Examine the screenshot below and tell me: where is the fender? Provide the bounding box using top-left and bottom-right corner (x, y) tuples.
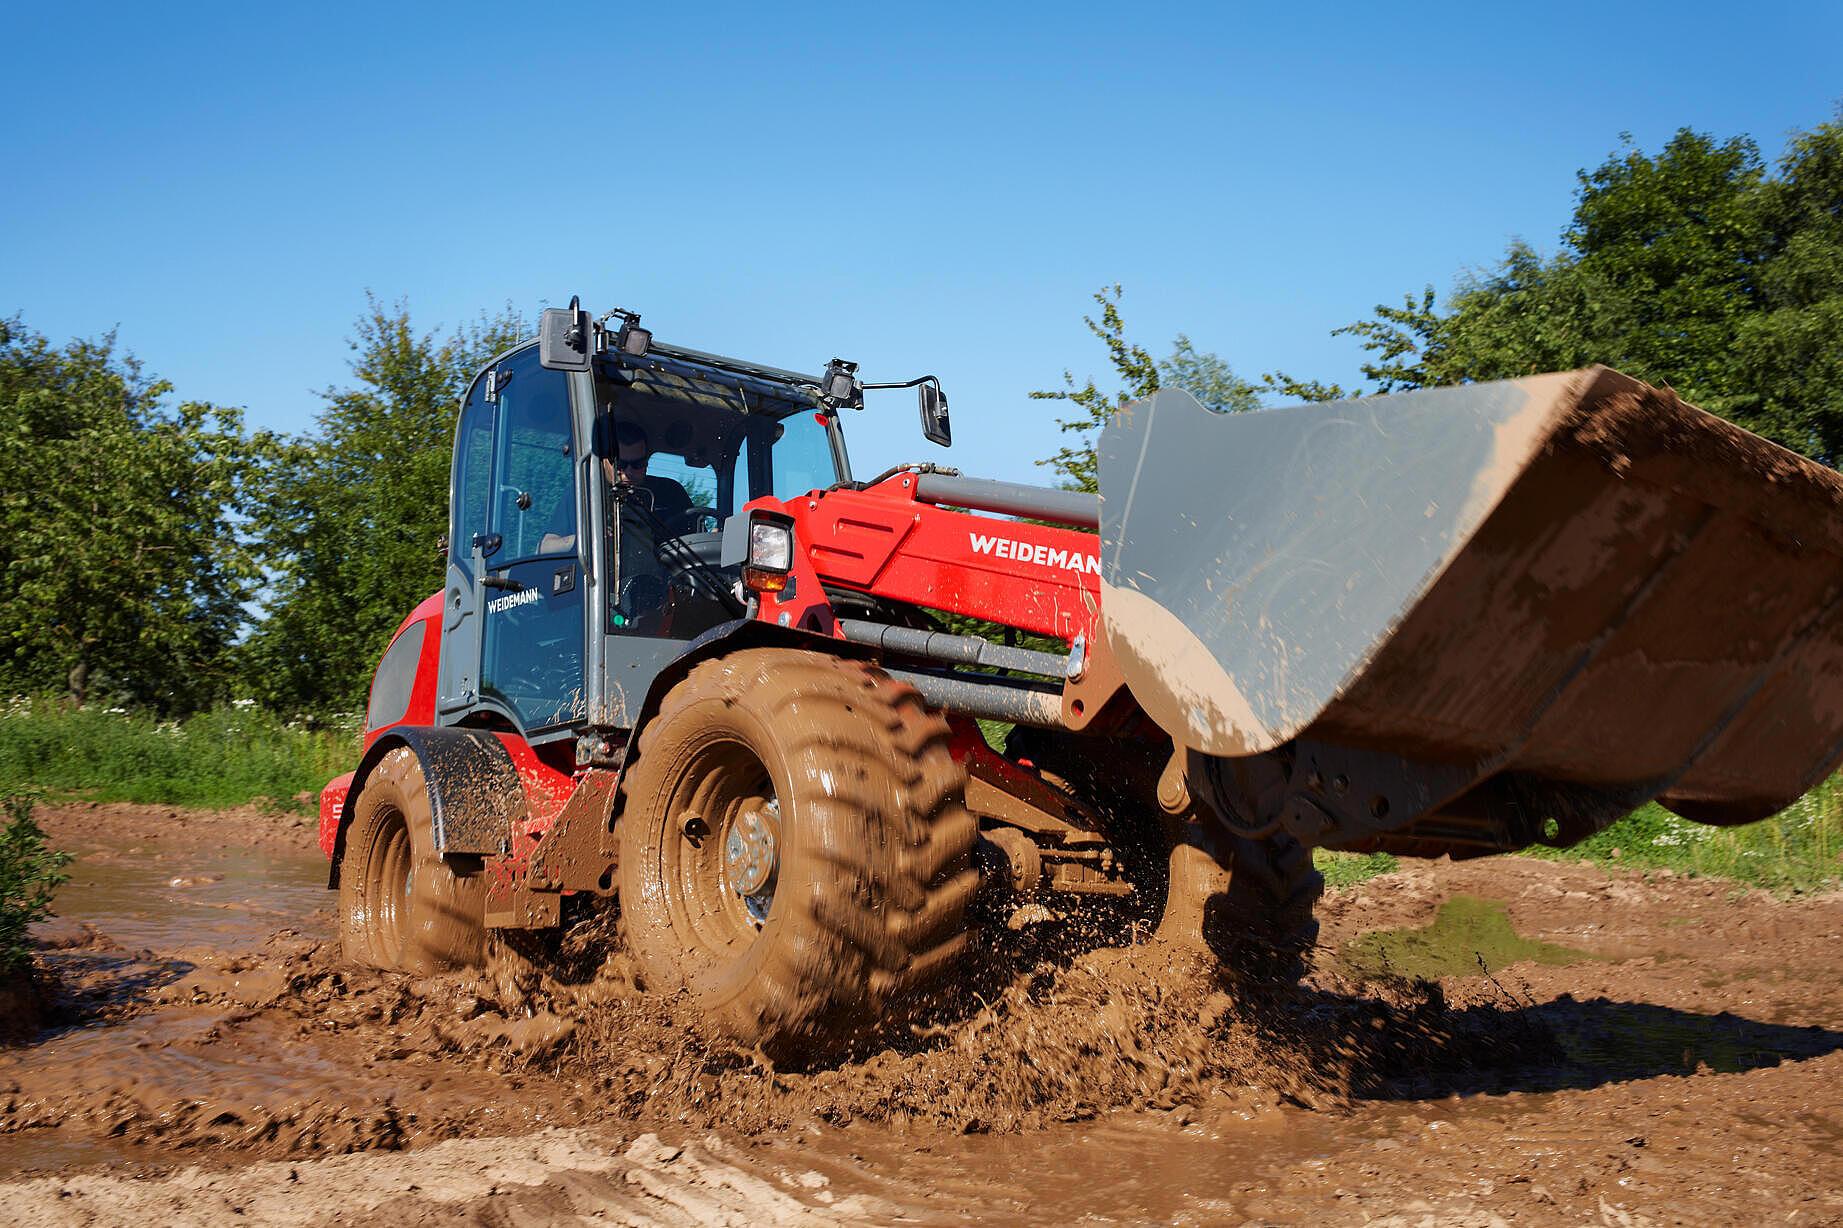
(616, 616), (879, 774)
(325, 725), (529, 888)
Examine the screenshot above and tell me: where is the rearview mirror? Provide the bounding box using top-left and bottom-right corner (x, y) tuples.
(919, 381), (951, 447)
(539, 298), (592, 371)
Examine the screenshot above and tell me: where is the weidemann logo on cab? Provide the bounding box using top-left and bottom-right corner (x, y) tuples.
(487, 587), (543, 615)
(968, 532), (1101, 576)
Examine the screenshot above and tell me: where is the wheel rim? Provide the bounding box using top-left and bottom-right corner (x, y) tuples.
(665, 738), (782, 959)
(724, 796), (780, 925)
(362, 806), (413, 966)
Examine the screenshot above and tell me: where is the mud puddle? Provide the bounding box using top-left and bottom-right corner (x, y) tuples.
(44, 837), (328, 952)
(3, 814), (354, 1174)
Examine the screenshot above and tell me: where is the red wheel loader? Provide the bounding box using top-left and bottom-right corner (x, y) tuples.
(319, 298), (1843, 1056)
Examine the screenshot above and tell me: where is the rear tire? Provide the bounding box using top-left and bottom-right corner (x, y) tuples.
(338, 747), (486, 973)
(618, 649), (978, 1059)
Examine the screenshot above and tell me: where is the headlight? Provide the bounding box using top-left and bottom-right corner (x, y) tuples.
(748, 520), (793, 572)
(742, 516), (794, 594)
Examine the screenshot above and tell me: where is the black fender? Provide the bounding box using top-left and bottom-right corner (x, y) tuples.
(326, 725), (528, 888)
(619, 617), (879, 768)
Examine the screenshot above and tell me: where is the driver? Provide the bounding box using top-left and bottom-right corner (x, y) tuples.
(606, 421), (694, 532)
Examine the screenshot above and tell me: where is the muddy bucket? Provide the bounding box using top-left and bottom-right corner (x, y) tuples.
(1098, 368), (1843, 830)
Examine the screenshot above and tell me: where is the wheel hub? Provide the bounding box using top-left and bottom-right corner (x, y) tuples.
(723, 799), (780, 914)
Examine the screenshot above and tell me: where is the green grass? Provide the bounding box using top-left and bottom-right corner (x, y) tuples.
(1341, 893), (1593, 980)
(1315, 785), (1843, 895)
(0, 794), (71, 973)
(1315, 848), (1400, 889)
(0, 698), (357, 812)
(1523, 780), (1843, 893)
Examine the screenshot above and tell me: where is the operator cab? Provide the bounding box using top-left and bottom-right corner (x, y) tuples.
(433, 304), (925, 748)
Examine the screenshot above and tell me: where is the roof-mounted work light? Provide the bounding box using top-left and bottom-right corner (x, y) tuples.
(598, 307), (652, 358)
(819, 358), (863, 409)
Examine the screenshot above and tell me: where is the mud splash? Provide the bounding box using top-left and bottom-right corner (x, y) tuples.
(2, 799), (1560, 1171)
(2, 906), (1556, 1170)
(422, 907), (1557, 1136)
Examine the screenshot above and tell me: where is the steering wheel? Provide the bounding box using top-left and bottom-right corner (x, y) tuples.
(616, 573), (669, 632)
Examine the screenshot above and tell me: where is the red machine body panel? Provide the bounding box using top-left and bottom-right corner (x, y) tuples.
(756, 473), (1104, 646)
(319, 592), (446, 856)
(364, 592), (445, 751)
(317, 771), (354, 859)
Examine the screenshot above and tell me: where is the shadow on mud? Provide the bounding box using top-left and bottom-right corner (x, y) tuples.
(21, 947), (197, 1036)
(1242, 977), (1843, 1107)
(1522, 995), (1843, 1085)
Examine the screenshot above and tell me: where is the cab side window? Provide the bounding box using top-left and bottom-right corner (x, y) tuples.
(493, 349), (577, 560)
(451, 380), (494, 569)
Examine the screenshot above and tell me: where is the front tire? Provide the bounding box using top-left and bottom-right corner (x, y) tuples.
(618, 649), (978, 1058)
(338, 747), (486, 973)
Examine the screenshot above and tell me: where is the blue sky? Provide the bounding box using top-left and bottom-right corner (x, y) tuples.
(4, 2), (1839, 484)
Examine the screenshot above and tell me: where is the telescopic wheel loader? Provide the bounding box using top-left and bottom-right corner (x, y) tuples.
(321, 298), (1843, 1055)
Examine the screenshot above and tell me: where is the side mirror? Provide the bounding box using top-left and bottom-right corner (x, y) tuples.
(539, 297), (592, 371)
(919, 381), (952, 448)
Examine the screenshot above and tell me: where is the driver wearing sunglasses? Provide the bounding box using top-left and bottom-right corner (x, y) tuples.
(605, 421), (694, 533)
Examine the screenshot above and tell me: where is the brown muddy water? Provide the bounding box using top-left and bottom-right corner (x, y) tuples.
(46, 834), (328, 951)
(0, 822), (330, 1173)
(6, 806), (1843, 1226)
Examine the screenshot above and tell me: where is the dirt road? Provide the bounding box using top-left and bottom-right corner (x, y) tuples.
(4, 802), (1841, 1226)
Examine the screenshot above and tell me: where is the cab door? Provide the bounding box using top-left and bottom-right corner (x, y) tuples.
(477, 346), (586, 731)
(438, 345), (587, 731)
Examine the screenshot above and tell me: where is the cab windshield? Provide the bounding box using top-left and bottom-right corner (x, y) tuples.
(594, 358), (844, 641)
(592, 366), (842, 527)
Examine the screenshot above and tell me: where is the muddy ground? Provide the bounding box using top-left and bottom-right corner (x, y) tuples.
(3, 803), (1841, 1226)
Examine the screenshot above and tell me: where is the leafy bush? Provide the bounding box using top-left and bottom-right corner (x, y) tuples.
(0, 794), (71, 973)
(0, 698), (357, 811)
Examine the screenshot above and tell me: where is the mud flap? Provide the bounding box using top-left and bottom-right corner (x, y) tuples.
(1098, 368), (1843, 842)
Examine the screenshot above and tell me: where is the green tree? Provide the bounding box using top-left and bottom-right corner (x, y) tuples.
(1298, 119), (1843, 461)
(1032, 285), (1258, 491)
(1160, 334), (1261, 415)
(242, 296), (523, 714)
(0, 317), (268, 710)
